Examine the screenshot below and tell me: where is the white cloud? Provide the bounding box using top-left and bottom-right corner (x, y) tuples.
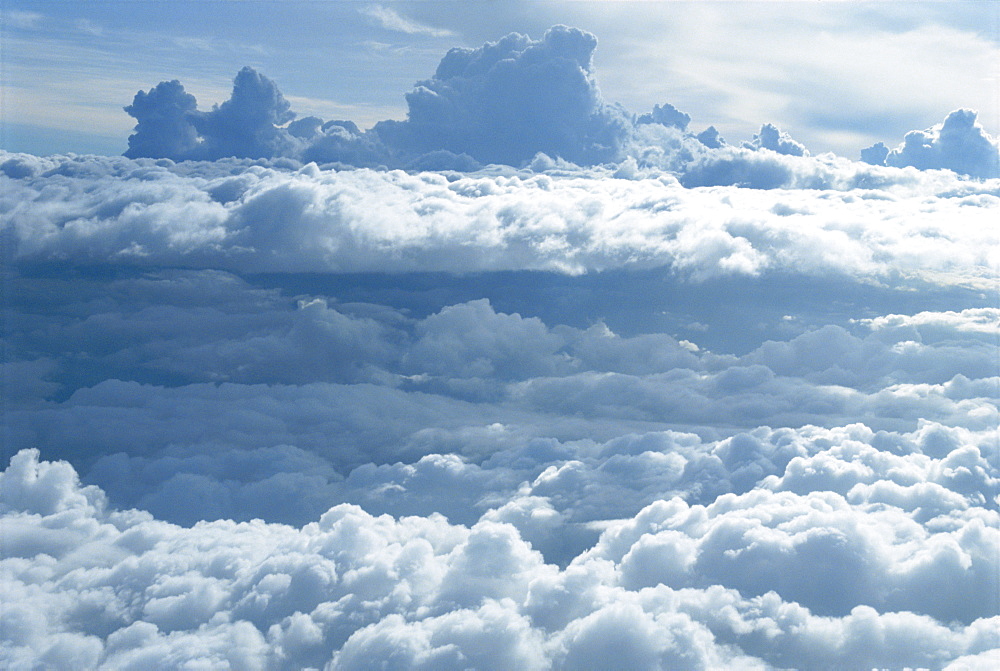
(4, 153), (998, 287)
(860, 308), (1000, 335)
(6, 10), (44, 29)
(2, 448), (997, 669)
(875, 109), (1000, 178)
(359, 5), (455, 38)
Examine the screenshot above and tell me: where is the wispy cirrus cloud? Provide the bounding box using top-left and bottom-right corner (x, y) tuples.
(359, 4), (455, 37)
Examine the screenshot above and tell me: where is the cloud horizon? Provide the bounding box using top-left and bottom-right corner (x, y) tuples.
(118, 26), (1000, 180)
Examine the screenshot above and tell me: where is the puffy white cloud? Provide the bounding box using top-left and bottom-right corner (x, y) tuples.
(4, 152), (997, 284)
(119, 27), (634, 170)
(121, 80), (201, 161)
(865, 109), (1000, 179)
(743, 123), (808, 157)
(860, 308), (1000, 336)
(109, 25), (1000, 185)
(125, 68), (297, 162)
(2, 449), (997, 669)
(374, 25), (631, 167)
(3, 244), (996, 544)
(636, 103), (691, 131)
(589, 487), (998, 623)
(332, 602), (548, 670)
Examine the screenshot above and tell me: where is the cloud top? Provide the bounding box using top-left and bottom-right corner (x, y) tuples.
(125, 67), (294, 162)
(118, 27), (999, 182)
(2, 445), (997, 669)
(4, 150), (997, 283)
(374, 25), (628, 167)
(864, 109), (1000, 179)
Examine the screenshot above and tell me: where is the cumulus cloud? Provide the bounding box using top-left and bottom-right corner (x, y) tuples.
(864, 109), (1000, 178)
(743, 123), (808, 156)
(2, 449), (997, 669)
(4, 152), (997, 282)
(636, 102), (691, 131)
(122, 80), (201, 160)
(125, 68), (296, 161)
(120, 27), (632, 170)
(372, 25), (630, 167)
(114, 26), (1000, 188)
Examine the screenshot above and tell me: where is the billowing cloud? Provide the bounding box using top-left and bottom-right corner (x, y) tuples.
(122, 80), (201, 160)
(2, 448), (997, 668)
(742, 123), (808, 156)
(372, 25), (630, 167)
(637, 102), (691, 131)
(3, 152), (997, 282)
(124, 67), (298, 162)
(120, 27), (631, 170)
(114, 26), (999, 187)
(863, 109), (1000, 179)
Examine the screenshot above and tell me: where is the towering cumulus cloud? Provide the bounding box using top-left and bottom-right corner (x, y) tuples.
(374, 25), (630, 166)
(123, 26), (629, 170)
(122, 80), (201, 159)
(3, 22), (999, 671)
(863, 109), (1000, 179)
(125, 67), (295, 161)
(120, 27), (998, 185)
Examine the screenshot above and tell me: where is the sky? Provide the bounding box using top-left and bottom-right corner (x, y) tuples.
(3, 0), (999, 159)
(2, 2), (1000, 670)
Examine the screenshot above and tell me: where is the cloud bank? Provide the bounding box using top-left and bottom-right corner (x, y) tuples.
(3, 159), (998, 662)
(2, 441), (998, 669)
(3, 151), (997, 281)
(116, 26), (998, 181)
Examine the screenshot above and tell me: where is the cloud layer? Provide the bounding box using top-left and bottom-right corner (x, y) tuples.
(3, 151), (998, 282)
(3, 151), (998, 663)
(2, 436), (997, 669)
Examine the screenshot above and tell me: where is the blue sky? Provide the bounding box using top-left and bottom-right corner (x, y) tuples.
(4, 0), (998, 158)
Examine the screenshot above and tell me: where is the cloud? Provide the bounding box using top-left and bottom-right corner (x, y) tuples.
(120, 27), (633, 169)
(636, 103), (691, 131)
(860, 140), (890, 165)
(359, 5), (454, 38)
(2, 234), (996, 664)
(2, 448), (998, 669)
(4, 152), (998, 284)
(373, 25), (631, 167)
(188, 67), (296, 160)
(112, 26), (1000, 188)
(122, 80), (202, 160)
(743, 123), (809, 157)
(864, 109), (1000, 178)
(124, 68), (296, 161)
